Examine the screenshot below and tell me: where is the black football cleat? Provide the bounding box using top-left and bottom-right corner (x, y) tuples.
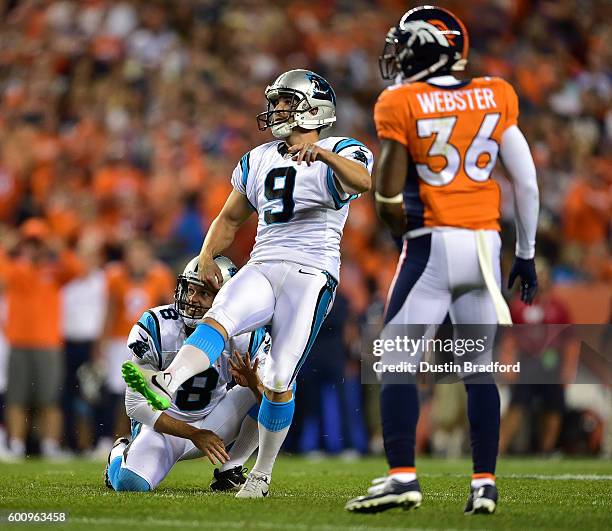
(464, 484), (498, 515)
(210, 466), (248, 492)
(345, 477), (422, 513)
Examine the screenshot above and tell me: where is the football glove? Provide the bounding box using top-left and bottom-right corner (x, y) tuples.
(507, 257), (538, 304)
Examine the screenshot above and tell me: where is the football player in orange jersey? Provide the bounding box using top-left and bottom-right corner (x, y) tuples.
(346, 6), (539, 515)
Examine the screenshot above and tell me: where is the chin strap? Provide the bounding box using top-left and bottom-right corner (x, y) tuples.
(272, 113), (336, 138)
(405, 55), (450, 82)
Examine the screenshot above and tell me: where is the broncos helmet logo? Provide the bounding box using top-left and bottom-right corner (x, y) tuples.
(399, 20), (452, 48)
(305, 72), (336, 105)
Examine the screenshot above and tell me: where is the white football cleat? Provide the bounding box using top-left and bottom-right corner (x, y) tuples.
(235, 471), (270, 498)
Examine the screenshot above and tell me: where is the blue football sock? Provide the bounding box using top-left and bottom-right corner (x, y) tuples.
(258, 394), (295, 432)
(381, 383), (419, 469)
(115, 467), (151, 492)
(184, 323), (225, 365)
(108, 456), (122, 489)
(465, 379), (500, 475)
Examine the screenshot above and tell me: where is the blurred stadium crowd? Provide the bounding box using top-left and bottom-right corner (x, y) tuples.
(0, 0), (609, 460)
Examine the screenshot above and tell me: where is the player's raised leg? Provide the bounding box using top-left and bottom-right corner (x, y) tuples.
(123, 262), (275, 410)
(237, 263), (336, 498)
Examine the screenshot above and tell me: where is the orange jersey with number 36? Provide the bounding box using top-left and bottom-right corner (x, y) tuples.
(374, 77), (519, 231)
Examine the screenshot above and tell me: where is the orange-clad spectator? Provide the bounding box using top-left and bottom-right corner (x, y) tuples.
(563, 158), (611, 245)
(0, 218), (82, 460)
(92, 149), (144, 202)
(98, 238), (173, 441)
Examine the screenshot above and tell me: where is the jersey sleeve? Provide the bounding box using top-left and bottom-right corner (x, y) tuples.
(501, 79), (519, 130)
(230, 151), (252, 195)
(326, 138), (374, 209)
(374, 87), (411, 146)
(126, 311), (163, 369)
(125, 387), (163, 427)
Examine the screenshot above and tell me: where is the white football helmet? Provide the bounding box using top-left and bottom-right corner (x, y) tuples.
(256, 69), (337, 139)
(174, 255), (238, 328)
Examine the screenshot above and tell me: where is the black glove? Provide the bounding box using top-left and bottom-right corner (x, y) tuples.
(507, 257), (538, 304)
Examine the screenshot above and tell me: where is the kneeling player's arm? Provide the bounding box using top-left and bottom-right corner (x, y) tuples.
(375, 139), (408, 237)
(125, 387), (163, 427)
(200, 190), (253, 260)
(153, 412), (198, 438)
(500, 125), (539, 259)
(318, 150), (371, 194)
(154, 413), (229, 464)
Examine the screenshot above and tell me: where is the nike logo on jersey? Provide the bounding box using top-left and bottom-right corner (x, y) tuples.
(298, 269), (317, 276)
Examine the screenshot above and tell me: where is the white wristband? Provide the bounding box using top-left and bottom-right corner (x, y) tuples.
(374, 191), (403, 204)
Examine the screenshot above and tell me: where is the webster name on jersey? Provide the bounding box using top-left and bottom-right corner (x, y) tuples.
(416, 87), (497, 114)
(231, 136), (373, 281)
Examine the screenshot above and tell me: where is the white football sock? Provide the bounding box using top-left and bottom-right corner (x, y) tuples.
(165, 345), (211, 394)
(252, 425), (290, 477)
(390, 472), (417, 483)
(221, 416), (259, 472)
(471, 477), (495, 488)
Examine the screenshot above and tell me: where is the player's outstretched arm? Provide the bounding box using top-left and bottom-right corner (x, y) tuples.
(153, 413), (229, 465)
(374, 139), (408, 238)
(198, 190), (253, 289)
(500, 125), (540, 303)
(288, 143), (371, 194)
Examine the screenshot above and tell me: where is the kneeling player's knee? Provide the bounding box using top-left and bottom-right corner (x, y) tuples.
(115, 468), (151, 492)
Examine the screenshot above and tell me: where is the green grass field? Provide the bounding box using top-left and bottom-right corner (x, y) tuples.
(1, 456), (611, 530)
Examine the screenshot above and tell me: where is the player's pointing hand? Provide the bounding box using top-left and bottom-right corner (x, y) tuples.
(288, 143), (321, 166)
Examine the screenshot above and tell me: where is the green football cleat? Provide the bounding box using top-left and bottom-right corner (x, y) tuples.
(121, 361), (172, 411)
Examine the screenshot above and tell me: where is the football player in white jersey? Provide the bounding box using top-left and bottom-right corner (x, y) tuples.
(106, 256), (270, 492)
(121, 69), (373, 497)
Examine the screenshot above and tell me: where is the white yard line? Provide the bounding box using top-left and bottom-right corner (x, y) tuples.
(419, 473), (612, 481)
(69, 518), (476, 531)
